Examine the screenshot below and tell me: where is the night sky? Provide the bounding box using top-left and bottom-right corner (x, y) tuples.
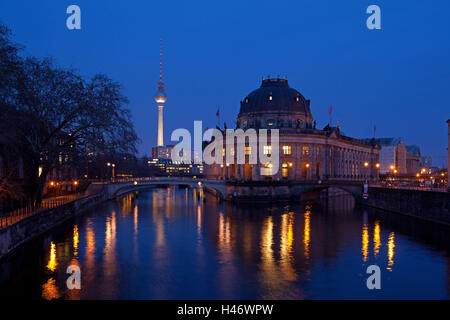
(1, 0), (449, 166)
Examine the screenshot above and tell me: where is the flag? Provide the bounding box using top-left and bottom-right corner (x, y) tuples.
(328, 105), (333, 116)
(216, 107), (220, 119)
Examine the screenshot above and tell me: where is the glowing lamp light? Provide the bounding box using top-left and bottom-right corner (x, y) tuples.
(364, 162), (369, 167)
(305, 163), (310, 168)
(389, 165), (395, 170)
(393, 169), (398, 174)
(288, 162), (293, 167)
(416, 173), (420, 178)
(50, 181), (55, 187)
(73, 181), (78, 186)
(133, 181), (138, 185)
(375, 163), (380, 169)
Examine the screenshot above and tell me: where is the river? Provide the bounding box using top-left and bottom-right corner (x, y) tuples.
(0, 187), (449, 299)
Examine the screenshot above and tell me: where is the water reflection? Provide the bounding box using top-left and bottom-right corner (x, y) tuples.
(0, 188), (449, 299)
(46, 242), (57, 272)
(387, 232), (395, 271)
(303, 209), (310, 260)
(373, 220), (381, 258)
(73, 225), (79, 257)
(42, 278), (60, 300)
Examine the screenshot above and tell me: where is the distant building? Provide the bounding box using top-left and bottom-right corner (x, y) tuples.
(152, 145), (174, 159)
(406, 145), (421, 175)
(147, 158), (203, 176)
(368, 138), (406, 174)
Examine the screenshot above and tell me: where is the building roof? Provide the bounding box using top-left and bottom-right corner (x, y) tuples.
(363, 137), (401, 146)
(238, 78), (311, 117)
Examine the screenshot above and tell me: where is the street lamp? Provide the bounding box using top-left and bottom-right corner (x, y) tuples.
(107, 162), (116, 180)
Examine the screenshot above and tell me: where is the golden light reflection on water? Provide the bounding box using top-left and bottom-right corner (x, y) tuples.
(101, 211), (118, 298)
(46, 242), (57, 272)
(133, 204), (138, 235)
(197, 205), (202, 236)
(85, 222), (95, 274)
(373, 220), (381, 258)
(259, 215), (275, 297)
(387, 232), (395, 271)
(153, 192), (166, 247)
(303, 210), (311, 259)
(218, 212), (231, 255)
(362, 223), (369, 262)
(261, 216), (273, 262)
(280, 212), (296, 282)
(73, 225), (79, 256)
(280, 212), (294, 259)
(41, 278), (60, 300)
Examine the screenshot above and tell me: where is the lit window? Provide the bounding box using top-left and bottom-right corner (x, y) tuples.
(261, 163), (273, 176)
(264, 145), (272, 155)
(296, 96), (300, 102)
(245, 146), (251, 155)
(266, 119), (274, 126)
(269, 93), (273, 101)
(302, 146), (310, 155)
(283, 145), (291, 155)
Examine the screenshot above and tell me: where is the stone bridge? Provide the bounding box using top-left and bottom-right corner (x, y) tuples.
(87, 177), (364, 202)
(87, 177), (228, 200)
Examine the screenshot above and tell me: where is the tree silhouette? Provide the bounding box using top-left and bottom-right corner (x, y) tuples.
(0, 23), (138, 203)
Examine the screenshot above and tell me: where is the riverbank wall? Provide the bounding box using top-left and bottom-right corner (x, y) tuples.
(0, 192), (108, 260)
(363, 187), (450, 226)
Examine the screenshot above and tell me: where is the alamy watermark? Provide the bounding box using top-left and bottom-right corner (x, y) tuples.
(170, 121), (280, 175)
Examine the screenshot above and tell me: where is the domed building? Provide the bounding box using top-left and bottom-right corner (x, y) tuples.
(205, 77), (380, 183)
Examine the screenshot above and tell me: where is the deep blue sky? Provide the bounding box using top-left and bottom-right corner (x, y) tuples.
(1, 0), (449, 165)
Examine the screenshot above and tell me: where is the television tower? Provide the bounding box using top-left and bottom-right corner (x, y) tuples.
(154, 38), (167, 147)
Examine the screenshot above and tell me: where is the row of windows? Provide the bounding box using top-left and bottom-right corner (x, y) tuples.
(244, 95), (302, 103)
(239, 118), (307, 129)
(223, 145), (308, 156)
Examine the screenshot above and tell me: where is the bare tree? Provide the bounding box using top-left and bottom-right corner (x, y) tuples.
(0, 23), (138, 203)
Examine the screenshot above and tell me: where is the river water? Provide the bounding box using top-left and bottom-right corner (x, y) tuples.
(0, 187), (449, 299)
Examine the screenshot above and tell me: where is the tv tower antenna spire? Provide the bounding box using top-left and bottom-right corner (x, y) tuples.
(154, 38), (167, 147)
(159, 37), (163, 83)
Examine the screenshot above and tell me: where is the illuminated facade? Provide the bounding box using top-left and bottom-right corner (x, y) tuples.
(205, 77), (380, 182)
